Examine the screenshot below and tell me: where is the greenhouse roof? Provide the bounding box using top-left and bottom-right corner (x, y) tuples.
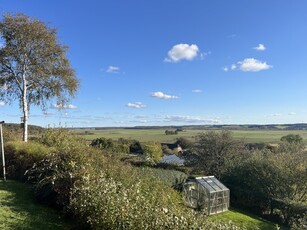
(195, 176), (229, 193)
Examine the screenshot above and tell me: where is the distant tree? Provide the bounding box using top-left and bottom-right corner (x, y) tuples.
(91, 137), (114, 150)
(280, 134), (303, 144)
(0, 14), (79, 142)
(185, 130), (246, 179)
(165, 130), (178, 135)
(279, 134), (305, 153)
(142, 142), (163, 163)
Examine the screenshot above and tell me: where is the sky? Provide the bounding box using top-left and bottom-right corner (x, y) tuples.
(0, 0), (307, 127)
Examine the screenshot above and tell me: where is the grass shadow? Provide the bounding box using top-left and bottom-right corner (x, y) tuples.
(0, 180), (73, 230)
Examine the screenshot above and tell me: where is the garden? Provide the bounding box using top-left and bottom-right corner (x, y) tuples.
(1, 126), (306, 229)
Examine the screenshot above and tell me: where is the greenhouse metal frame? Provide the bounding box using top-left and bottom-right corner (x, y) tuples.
(183, 176), (230, 215)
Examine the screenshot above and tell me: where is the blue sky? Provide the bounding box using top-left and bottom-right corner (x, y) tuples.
(1, 0), (307, 127)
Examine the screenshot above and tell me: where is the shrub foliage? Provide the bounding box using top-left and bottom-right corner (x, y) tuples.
(4, 128), (240, 229)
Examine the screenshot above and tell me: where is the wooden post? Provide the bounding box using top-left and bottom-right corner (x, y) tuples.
(0, 121), (6, 181)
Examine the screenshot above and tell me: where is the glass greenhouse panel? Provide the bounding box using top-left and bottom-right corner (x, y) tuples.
(183, 176), (230, 215)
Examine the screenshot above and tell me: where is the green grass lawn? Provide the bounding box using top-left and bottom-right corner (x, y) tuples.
(209, 208), (287, 230)
(0, 180), (72, 230)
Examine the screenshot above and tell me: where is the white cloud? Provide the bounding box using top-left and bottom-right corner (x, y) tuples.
(238, 58), (272, 72)
(126, 102), (146, 109)
(52, 104), (78, 109)
(151, 91), (178, 99)
(135, 115), (148, 119)
(231, 64), (237, 70)
(164, 44), (199, 62)
(106, 66), (120, 74)
(130, 119), (148, 123)
(223, 67), (229, 72)
(165, 115), (221, 124)
(288, 112), (296, 115)
(253, 43), (266, 51)
(227, 34), (237, 38)
(32, 112), (56, 117)
(192, 89), (202, 93)
(200, 51), (211, 60)
(0, 101), (5, 107)
(266, 113), (282, 117)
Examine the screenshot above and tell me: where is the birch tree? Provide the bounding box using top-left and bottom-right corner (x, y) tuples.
(0, 14), (79, 142)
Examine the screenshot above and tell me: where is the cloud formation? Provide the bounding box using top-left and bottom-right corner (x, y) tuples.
(165, 115), (221, 124)
(253, 43), (266, 51)
(265, 113), (282, 117)
(126, 102), (146, 108)
(164, 44), (199, 62)
(231, 64), (237, 70)
(0, 101), (5, 107)
(106, 66), (120, 74)
(52, 104), (78, 109)
(192, 89), (202, 93)
(32, 112), (56, 117)
(151, 92), (178, 99)
(238, 58), (272, 72)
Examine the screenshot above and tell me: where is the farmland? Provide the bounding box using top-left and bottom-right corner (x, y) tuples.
(73, 127), (307, 144)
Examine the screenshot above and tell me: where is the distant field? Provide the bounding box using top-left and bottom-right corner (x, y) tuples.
(73, 128), (307, 144)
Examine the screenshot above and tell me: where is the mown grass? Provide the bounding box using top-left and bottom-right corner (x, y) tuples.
(209, 208), (287, 230)
(0, 180), (72, 230)
(74, 128), (307, 144)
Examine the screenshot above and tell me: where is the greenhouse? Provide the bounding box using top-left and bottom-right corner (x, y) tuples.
(183, 176), (230, 215)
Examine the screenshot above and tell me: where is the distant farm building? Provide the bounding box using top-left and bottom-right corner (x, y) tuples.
(183, 176), (230, 215)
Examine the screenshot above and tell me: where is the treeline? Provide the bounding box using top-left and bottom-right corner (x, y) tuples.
(2, 123), (44, 141)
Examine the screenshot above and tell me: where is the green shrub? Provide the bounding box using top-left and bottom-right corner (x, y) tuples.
(90, 137), (114, 150)
(142, 168), (188, 191)
(5, 129), (240, 229)
(2, 125), (23, 142)
(129, 140), (143, 154)
(91, 137), (133, 154)
(3, 141), (52, 180)
(224, 150), (307, 226)
(38, 128), (86, 150)
(26, 128), (90, 208)
(142, 142), (163, 163)
(69, 154), (238, 229)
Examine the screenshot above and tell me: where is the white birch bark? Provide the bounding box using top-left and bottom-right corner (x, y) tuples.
(22, 72), (28, 142)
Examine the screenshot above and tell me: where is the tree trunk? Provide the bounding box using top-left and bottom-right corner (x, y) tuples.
(22, 102), (28, 142)
(22, 74), (28, 142)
